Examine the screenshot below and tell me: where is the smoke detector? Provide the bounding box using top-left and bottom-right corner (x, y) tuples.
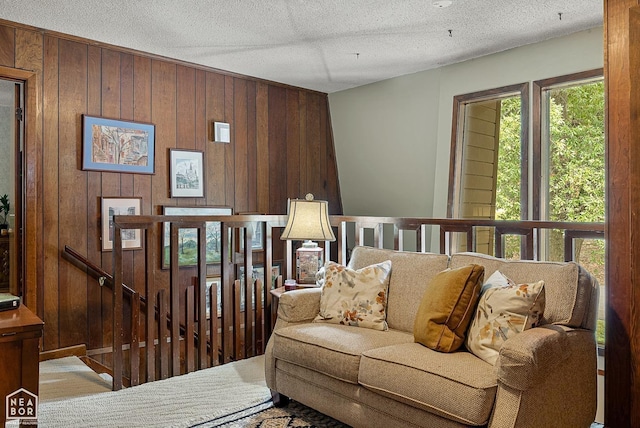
(432, 0), (453, 7)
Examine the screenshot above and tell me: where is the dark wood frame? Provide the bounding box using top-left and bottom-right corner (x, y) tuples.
(82, 115), (155, 174)
(447, 83), (530, 219)
(532, 68), (604, 220)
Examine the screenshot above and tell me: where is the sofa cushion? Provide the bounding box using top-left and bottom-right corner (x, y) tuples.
(449, 252), (595, 328)
(348, 246), (450, 333)
(466, 271), (546, 365)
(273, 323), (414, 384)
(413, 264), (485, 352)
(359, 342), (497, 426)
(314, 260), (392, 331)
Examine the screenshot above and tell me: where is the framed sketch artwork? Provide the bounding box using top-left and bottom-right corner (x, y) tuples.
(101, 197), (142, 251)
(170, 149), (204, 197)
(82, 115), (155, 174)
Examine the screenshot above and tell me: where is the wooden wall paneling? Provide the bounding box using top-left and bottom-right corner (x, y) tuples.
(224, 76), (235, 207)
(99, 48), (123, 361)
(14, 28), (43, 314)
(0, 25), (15, 68)
(132, 57), (153, 366)
(119, 53), (135, 196)
(176, 65), (197, 207)
(205, 73), (226, 205)
(119, 53), (136, 298)
(267, 86), (287, 213)
(605, 0), (635, 425)
(256, 83), (269, 214)
(630, 7), (640, 424)
(234, 78), (249, 213)
(57, 39), (89, 348)
(306, 93), (321, 197)
(298, 92), (308, 202)
(318, 95), (328, 201)
(194, 69), (207, 182)
(151, 60), (177, 209)
(286, 89), (300, 201)
(246, 81), (257, 213)
(42, 35), (60, 351)
(324, 103), (342, 214)
(86, 45), (104, 355)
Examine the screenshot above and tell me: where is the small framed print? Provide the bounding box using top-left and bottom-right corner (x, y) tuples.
(101, 197), (142, 251)
(170, 149), (204, 197)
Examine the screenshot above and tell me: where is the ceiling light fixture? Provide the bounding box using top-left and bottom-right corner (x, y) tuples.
(432, 0), (453, 8)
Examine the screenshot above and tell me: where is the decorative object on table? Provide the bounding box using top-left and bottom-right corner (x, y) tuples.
(161, 205), (233, 268)
(280, 193), (335, 284)
(82, 115), (155, 174)
(0, 194), (9, 232)
(213, 121), (231, 143)
(100, 197), (142, 251)
(169, 149), (204, 197)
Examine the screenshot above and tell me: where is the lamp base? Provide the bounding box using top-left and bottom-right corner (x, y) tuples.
(296, 241), (323, 284)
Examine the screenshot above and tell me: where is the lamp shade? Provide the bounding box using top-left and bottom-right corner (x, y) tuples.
(281, 197), (336, 242)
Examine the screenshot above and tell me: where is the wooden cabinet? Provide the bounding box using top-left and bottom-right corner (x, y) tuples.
(0, 235), (9, 292)
(0, 305), (43, 426)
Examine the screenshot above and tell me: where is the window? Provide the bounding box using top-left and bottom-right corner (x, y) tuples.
(448, 83), (528, 254)
(448, 69), (605, 344)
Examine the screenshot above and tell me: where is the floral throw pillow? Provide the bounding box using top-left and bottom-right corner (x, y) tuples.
(314, 260), (392, 331)
(466, 270), (546, 365)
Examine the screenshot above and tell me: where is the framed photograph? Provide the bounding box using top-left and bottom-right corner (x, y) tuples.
(236, 213), (264, 251)
(83, 115), (155, 174)
(101, 197), (142, 251)
(162, 206), (233, 268)
(170, 149), (204, 197)
(205, 276), (221, 319)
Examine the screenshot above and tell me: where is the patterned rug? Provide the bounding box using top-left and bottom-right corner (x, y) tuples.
(209, 400), (349, 428)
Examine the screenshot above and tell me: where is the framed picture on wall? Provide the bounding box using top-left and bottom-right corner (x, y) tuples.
(82, 115), (155, 174)
(169, 149), (204, 197)
(101, 197), (142, 251)
(162, 205), (233, 268)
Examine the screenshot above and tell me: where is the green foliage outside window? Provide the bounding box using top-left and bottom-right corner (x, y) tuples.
(495, 81), (605, 344)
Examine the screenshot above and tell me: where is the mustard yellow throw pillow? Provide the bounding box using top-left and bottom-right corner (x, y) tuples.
(413, 264), (485, 352)
(314, 260), (392, 331)
(466, 270), (545, 365)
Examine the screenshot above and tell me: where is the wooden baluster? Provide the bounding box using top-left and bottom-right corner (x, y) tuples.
(158, 289), (169, 380)
(130, 291), (140, 386)
(210, 282), (219, 366)
(185, 285), (195, 374)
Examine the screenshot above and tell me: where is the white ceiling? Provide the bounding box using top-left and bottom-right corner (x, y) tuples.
(0, 0), (603, 94)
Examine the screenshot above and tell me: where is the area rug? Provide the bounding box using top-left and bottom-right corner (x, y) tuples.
(206, 400), (349, 428)
(36, 355), (271, 427)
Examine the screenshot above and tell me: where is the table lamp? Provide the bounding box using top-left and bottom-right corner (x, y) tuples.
(281, 194), (336, 285)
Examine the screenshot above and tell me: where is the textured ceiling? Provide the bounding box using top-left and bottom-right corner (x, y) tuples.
(0, 0), (603, 93)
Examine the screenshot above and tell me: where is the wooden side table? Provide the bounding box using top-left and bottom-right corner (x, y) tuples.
(0, 304), (43, 426)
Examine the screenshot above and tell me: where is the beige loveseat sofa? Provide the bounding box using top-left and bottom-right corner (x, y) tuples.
(265, 246), (599, 427)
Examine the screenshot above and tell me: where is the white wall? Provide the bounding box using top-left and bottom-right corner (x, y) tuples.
(329, 27), (604, 220)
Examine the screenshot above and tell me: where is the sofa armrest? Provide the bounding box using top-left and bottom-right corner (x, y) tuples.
(276, 287), (321, 323)
(496, 324), (572, 391)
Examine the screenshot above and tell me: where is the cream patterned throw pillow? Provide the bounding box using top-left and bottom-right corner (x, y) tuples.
(314, 260), (392, 331)
(466, 270), (545, 365)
